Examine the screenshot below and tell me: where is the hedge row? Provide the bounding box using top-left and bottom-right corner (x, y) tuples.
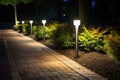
(13, 23), (120, 61)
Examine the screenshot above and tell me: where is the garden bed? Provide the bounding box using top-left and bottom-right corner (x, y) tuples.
(39, 39), (120, 80)
(14, 22), (120, 80)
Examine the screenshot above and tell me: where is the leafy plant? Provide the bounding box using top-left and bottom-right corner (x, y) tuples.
(45, 26), (52, 38)
(32, 25), (37, 34)
(34, 26), (44, 40)
(18, 23), (28, 33)
(78, 25), (108, 51)
(0, 0), (33, 25)
(103, 29), (120, 61)
(51, 23), (74, 48)
(34, 25), (52, 40)
(12, 24), (20, 31)
(24, 21), (31, 35)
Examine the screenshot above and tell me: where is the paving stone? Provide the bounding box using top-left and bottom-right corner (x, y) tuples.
(1, 30), (107, 80)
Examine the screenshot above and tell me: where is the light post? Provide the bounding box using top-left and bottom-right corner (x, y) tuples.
(29, 20), (33, 35)
(73, 20), (81, 58)
(42, 20), (46, 42)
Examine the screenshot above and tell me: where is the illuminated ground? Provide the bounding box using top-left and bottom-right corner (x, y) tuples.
(41, 39), (120, 80)
(0, 29), (107, 80)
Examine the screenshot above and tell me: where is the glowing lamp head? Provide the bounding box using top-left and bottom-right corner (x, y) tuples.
(42, 20), (46, 25)
(29, 20), (33, 24)
(73, 20), (81, 27)
(22, 21), (25, 24)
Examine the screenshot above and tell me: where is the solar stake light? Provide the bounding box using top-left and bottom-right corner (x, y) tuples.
(42, 20), (46, 42)
(73, 20), (80, 27)
(22, 21), (25, 24)
(29, 20), (33, 35)
(73, 20), (81, 58)
(42, 20), (46, 26)
(30, 20), (33, 24)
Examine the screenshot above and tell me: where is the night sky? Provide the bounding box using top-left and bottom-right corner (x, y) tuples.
(0, 2), (35, 23)
(0, 0), (120, 25)
(0, 5), (14, 23)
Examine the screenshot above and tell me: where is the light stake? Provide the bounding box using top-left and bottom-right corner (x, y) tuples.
(73, 20), (81, 58)
(42, 20), (46, 42)
(29, 20), (33, 35)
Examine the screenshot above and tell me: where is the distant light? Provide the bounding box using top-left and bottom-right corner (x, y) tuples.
(63, 0), (67, 2)
(63, 14), (66, 16)
(22, 21), (25, 24)
(42, 20), (46, 25)
(29, 20), (33, 24)
(91, 1), (96, 8)
(110, 6), (114, 10)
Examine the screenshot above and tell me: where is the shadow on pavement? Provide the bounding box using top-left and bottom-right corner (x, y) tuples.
(0, 39), (12, 80)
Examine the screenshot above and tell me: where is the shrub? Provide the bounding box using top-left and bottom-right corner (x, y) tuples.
(51, 23), (75, 48)
(34, 25), (52, 40)
(103, 29), (120, 61)
(45, 26), (52, 38)
(34, 26), (44, 40)
(78, 25), (108, 51)
(49, 22), (58, 31)
(24, 22), (31, 35)
(16, 23), (28, 34)
(32, 25), (37, 34)
(12, 24), (20, 31)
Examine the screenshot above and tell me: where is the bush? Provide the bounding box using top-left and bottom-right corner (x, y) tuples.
(45, 26), (52, 38)
(12, 24), (20, 31)
(78, 25), (108, 51)
(21, 24), (28, 33)
(51, 23), (75, 48)
(34, 26), (44, 40)
(24, 21), (31, 35)
(32, 25), (37, 34)
(34, 25), (52, 40)
(103, 29), (120, 61)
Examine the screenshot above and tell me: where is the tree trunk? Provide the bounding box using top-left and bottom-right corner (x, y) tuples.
(13, 3), (17, 25)
(78, 0), (91, 25)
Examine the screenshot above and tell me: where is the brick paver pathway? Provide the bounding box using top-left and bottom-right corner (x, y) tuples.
(0, 30), (107, 80)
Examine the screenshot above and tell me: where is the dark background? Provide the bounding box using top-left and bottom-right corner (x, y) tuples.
(0, 0), (120, 26)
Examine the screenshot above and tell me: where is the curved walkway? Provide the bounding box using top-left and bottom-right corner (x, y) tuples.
(0, 29), (107, 80)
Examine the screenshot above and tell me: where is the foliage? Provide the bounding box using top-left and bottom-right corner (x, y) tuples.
(12, 24), (20, 31)
(34, 26), (43, 40)
(45, 26), (52, 38)
(0, 0), (33, 25)
(25, 21), (31, 35)
(34, 25), (52, 40)
(103, 29), (120, 61)
(0, 0), (33, 5)
(48, 22), (58, 32)
(18, 23), (28, 33)
(32, 25), (37, 34)
(78, 25), (108, 51)
(51, 23), (75, 48)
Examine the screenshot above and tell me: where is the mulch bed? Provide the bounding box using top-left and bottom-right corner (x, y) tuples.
(39, 39), (120, 80)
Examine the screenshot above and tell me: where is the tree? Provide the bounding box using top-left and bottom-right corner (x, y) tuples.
(78, 0), (91, 25)
(0, 0), (33, 25)
(35, 0), (63, 22)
